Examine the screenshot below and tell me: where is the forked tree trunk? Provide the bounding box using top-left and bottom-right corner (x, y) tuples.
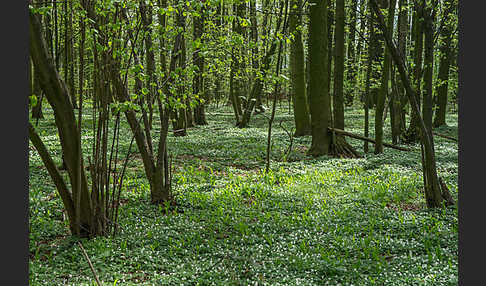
(30, 10), (94, 236)
(81, 1), (173, 205)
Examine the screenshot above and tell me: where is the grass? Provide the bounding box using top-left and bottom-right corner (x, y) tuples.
(29, 102), (458, 285)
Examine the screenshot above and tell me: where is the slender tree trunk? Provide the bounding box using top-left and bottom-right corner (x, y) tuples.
(172, 5), (188, 135)
(64, 0), (77, 108)
(422, 3), (435, 134)
(250, 0), (265, 113)
(370, 0), (449, 208)
(433, 0), (455, 127)
(140, 0), (157, 129)
(229, 3), (243, 123)
(333, 0), (345, 131)
(31, 65), (44, 119)
(193, 1), (208, 125)
(363, 2), (373, 153)
(394, 0), (409, 141)
(238, 1), (284, 128)
(405, 1), (424, 142)
(374, 0), (396, 154)
(345, 0), (358, 106)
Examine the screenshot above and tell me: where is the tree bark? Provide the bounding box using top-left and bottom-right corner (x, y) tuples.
(433, 0), (455, 127)
(374, 0), (396, 154)
(193, 0), (208, 125)
(289, 0), (311, 136)
(345, 0), (358, 105)
(30, 10), (93, 236)
(333, 0), (345, 131)
(370, 0), (448, 208)
(308, 0), (331, 156)
(405, 1), (424, 142)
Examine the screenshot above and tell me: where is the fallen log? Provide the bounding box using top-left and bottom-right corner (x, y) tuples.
(433, 132), (458, 142)
(328, 127), (411, 152)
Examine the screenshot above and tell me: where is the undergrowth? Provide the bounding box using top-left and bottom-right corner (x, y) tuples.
(29, 103), (458, 285)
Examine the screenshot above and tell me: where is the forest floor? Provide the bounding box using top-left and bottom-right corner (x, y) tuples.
(29, 103), (458, 285)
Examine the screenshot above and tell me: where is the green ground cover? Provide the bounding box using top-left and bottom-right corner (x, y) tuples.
(29, 104), (458, 285)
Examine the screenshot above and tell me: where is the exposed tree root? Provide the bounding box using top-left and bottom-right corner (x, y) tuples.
(439, 177), (455, 207)
(329, 134), (362, 158)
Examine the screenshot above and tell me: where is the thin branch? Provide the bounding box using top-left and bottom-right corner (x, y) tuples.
(77, 241), (102, 286)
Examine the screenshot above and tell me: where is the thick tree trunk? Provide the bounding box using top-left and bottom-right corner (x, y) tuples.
(289, 0), (311, 136)
(308, 0), (331, 156)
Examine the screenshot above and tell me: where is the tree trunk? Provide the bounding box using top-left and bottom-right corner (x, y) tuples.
(31, 65), (44, 119)
(308, 0), (331, 156)
(333, 0), (345, 131)
(405, 1), (424, 143)
(370, 0), (450, 208)
(433, 0), (455, 127)
(172, 6), (188, 135)
(238, 2), (284, 128)
(250, 0), (265, 114)
(374, 0), (396, 154)
(345, 0), (358, 105)
(30, 10), (94, 236)
(193, 1), (208, 125)
(140, 0), (157, 129)
(363, 1), (373, 153)
(289, 0), (311, 136)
